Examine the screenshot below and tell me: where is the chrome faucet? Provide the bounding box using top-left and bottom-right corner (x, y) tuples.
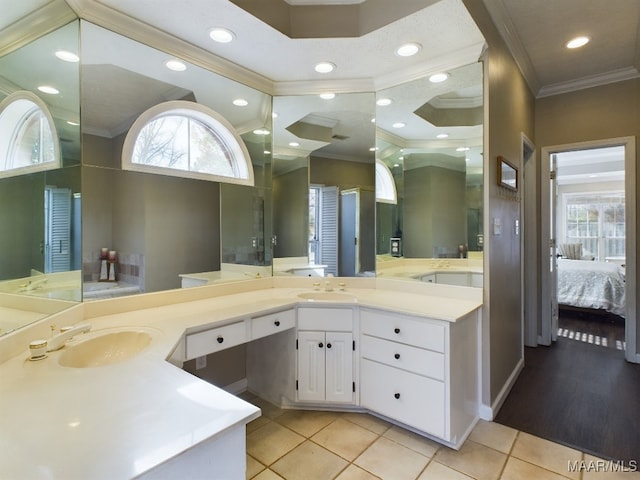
(46, 324), (92, 351)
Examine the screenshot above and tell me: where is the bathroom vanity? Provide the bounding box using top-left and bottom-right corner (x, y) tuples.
(0, 277), (481, 479)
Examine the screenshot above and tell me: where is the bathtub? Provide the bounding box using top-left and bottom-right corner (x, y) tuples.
(83, 281), (141, 300)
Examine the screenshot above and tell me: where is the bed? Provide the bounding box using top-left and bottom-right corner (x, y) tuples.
(557, 259), (626, 317)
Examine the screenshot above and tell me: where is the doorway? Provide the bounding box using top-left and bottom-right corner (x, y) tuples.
(540, 137), (637, 363)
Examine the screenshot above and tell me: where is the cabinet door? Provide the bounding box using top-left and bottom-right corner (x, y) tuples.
(325, 331), (353, 403)
(297, 331), (326, 402)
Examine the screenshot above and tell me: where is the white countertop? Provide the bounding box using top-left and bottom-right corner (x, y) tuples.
(0, 277), (482, 479)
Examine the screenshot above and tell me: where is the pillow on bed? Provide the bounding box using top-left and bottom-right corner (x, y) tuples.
(559, 243), (582, 260)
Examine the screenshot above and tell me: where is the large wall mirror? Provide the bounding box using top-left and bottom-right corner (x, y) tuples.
(0, 16), (81, 336)
(375, 62), (483, 284)
(81, 21), (273, 295)
(272, 92), (375, 277)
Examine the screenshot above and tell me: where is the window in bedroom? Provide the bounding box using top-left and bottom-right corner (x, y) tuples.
(122, 100), (254, 186)
(564, 192), (625, 261)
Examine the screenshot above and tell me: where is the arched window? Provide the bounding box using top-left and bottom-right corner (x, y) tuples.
(122, 100), (254, 186)
(0, 91), (60, 178)
(376, 159), (397, 204)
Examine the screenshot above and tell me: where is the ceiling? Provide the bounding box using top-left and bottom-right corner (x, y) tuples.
(57, 0), (639, 97)
(1, 0), (637, 178)
(2, 0), (638, 98)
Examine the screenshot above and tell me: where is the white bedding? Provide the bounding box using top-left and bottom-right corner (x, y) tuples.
(557, 259), (626, 317)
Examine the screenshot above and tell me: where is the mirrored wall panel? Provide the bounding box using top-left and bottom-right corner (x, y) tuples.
(273, 92), (375, 277)
(0, 18), (81, 335)
(375, 62), (483, 285)
(80, 21), (273, 297)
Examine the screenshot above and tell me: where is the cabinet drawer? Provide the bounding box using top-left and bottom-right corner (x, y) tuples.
(361, 334), (444, 381)
(185, 321), (247, 360)
(298, 307), (352, 332)
(251, 309), (295, 340)
(360, 310), (446, 353)
(361, 359), (445, 439)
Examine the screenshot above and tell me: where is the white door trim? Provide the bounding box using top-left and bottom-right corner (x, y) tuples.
(540, 137), (637, 362)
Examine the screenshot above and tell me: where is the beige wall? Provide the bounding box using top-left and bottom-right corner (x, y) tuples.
(465, 0), (536, 409)
(310, 156), (374, 190)
(404, 165), (466, 258)
(273, 167), (308, 258)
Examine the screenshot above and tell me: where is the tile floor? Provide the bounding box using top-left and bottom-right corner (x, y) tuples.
(242, 393), (640, 480)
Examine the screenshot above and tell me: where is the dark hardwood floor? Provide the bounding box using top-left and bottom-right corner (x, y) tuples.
(495, 309), (640, 463)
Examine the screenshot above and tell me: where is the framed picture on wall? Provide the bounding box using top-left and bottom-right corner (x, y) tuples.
(497, 156), (518, 191)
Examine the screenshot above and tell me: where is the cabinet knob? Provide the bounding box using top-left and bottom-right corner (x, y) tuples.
(394, 327), (400, 334)
(327, 343), (332, 349)
(217, 336), (224, 344)
(394, 393), (401, 399)
(318, 342), (324, 348)
(394, 353), (400, 359)
(274, 320), (280, 326)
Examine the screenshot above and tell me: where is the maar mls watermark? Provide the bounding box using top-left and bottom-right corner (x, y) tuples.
(568, 459), (638, 473)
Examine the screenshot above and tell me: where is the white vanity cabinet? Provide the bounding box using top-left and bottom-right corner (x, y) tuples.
(185, 320), (247, 360)
(296, 307), (354, 404)
(359, 308), (479, 448)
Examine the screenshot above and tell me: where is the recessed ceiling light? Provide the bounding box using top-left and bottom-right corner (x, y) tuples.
(66, 120), (79, 126)
(398, 157), (404, 161)
(37, 86), (59, 94)
(209, 27), (235, 43)
(396, 43), (421, 57)
(392, 122), (406, 129)
(264, 150), (271, 155)
(456, 146), (469, 152)
(436, 133), (449, 139)
(55, 50), (79, 62)
(319, 93), (335, 100)
(393, 163), (400, 167)
(465, 157), (470, 162)
(165, 59), (187, 71)
(233, 98), (248, 106)
(253, 128), (270, 135)
(371, 117), (376, 123)
(369, 147), (378, 152)
(272, 112), (279, 118)
(289, 142), (300, 147)
(376, 98), (392, 106)
(566, 36), (589, 49)
(429, 72), (449, 83)
(314, 62), (335, 74)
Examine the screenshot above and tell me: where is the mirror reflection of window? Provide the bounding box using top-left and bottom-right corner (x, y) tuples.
(0, 91), (60, 177)
(123, 100), (254, 186)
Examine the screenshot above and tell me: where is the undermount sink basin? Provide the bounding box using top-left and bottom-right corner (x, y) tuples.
(58, 329), (154, 368)
(297, 291), (356, 302)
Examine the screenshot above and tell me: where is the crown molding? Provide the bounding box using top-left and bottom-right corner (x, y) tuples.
(374, 43), (485, 92)
(272, 78), (375, 96)
(537, 67), (640, 98)
(65, 0), (275, 95)
(481, 0), (540, 96)
(0, 0), (77, 58)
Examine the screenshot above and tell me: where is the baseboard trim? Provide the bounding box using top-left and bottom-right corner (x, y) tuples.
(223, 378), (248, 395)
(479, 357), (524, 421)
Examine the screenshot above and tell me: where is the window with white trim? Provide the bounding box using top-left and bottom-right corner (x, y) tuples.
(0, 91), (60, 178)
(563, 192), (625, 261)
(122, 100), (254, 186)
(375, 159), (397, 204)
